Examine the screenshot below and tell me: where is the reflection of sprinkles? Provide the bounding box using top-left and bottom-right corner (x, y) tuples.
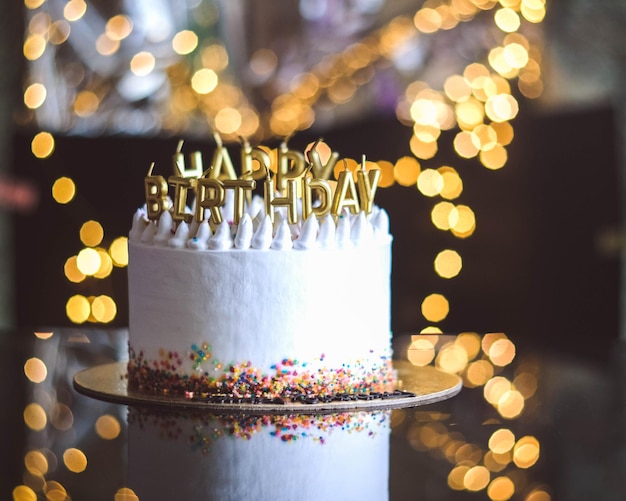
(128, 407), (390, 453)
(128, 343), (396, 400)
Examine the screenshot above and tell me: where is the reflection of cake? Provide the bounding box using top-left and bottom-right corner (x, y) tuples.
(127, 408), (390, 500)
(126, 144), (395, 401)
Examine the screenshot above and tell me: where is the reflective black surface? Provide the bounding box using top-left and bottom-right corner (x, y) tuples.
(1, 328), (624, 500)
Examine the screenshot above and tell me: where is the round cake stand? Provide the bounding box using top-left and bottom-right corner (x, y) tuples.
(73, 361), (461, 414)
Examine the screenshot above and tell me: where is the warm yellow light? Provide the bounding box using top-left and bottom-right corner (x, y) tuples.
(489, 338), (516, 366)
(489, 428), (516, 454)
(95, 414), (121, 440)
(130, 51), (155, 76)
(25, 0), (46, 8)
(421, 293), (449, 322)
(463, 63), (490, 84)
(394, 156), (421, 186)
(417, 169), (444, 197)
(464, 465), (490, 492)
(79, 220), (104, 247)
(513, 435), (540, 468)
(455, 99), (484, 129)
(63, 448), (87, 473)
(215, 107), (242, 135)
(115, 488), (140, 501)
(34, 331), (54, 339)
(23, 34), (46, 61)
(66, 295), (90, 324)
(12, 485), (37, 501)
(484, 450), (512, 472)
(408, 338), (436, 366)
(503, 43), (529, 69)
(24, 358), (47, 383)
(495, 8), (521, 33)
(487, 476), (515, 501)
(418, 326), (442, 335)
(64, 0), (87, 22)
(24, 83), (47, 109)
(450, 204), (475, 235)
(471, 124), (498, 151)
(526, 488), (551, 501)
(52, 177), (76, 204)
(410, 135), (438, 159)
(497, 390), (525, 419)
(455, 442), (482, 465)
(91, 295), (117, 323)
(431, 201), (456, 231)
(438, 167), (463, 200)
(172, 30), (199, 55)
(466, 359), (494, 387)
(31, 131), (55, 159)
(96, 34), (120, 56)
(491, 121), (514, 146)
(434, 249), (462, 278)
(436, 343), (468, 373)
(191, 68), (218, 94)
(292, 72), (320, 100)
(484, 376), (512, 405)
(455, 332), (481, 360)
(414, 8), (442, 33)
(448, 465), (471, 491)
(482, 332), (509, 354)
(44, 481), (68, 500)
(376, 160), (396, 188)
(74, 90), (99, 117)
(24, 450), (49, 476)
(110, 237), (129, 267)
(480, 144), (508, 170)
(76, 248), (101, 275)
(24, 403), (47, 431)
(105, 14), (133, 41)
(328, 78), (357, 104)
(444, 74), (471, 102)
(201, 44), (229, 71)
(521, 0), (546, 23)
(488, 47), (515, 78)
(49, 20), (71, 45)
(410, 98), (439, 126)
(471, 75), (498, 102)
(485, 94), (519, 122)
(93, 249), (113, 279)
(413, 123), (440, 143)
(454, 131), (479, 158)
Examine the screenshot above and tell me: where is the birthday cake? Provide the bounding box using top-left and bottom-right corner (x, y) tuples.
(126, 140), (395, 401)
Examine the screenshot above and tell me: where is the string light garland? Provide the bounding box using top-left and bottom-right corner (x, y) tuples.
(20, 0), (546, 331)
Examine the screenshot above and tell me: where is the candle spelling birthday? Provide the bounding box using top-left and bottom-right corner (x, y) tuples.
(144, 137), (380, 226)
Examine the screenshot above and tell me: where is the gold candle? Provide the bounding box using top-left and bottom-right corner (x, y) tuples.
(222, 178), (256, 224)
(144, 162), (168, 221)
(356, 155), (380, 215)
(195, 176), (225, 224)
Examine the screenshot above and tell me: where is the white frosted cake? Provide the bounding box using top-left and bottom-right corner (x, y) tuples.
(127, 408), (390, 500)
(126, 142), (395, 401)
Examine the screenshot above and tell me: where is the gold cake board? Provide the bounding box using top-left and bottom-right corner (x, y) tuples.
(73, 361), (461, 414)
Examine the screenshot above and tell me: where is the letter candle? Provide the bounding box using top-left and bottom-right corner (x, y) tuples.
(143, 140), (382, 227)
(144, 162), (168, 221)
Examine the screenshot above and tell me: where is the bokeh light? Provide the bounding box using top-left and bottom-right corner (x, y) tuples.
(51, 177), (76, 204)
(62, 448), (87, 473)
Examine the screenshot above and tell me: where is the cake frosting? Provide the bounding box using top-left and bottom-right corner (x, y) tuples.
(127, 143), (395, 401)
(127, 408), (390, 500)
